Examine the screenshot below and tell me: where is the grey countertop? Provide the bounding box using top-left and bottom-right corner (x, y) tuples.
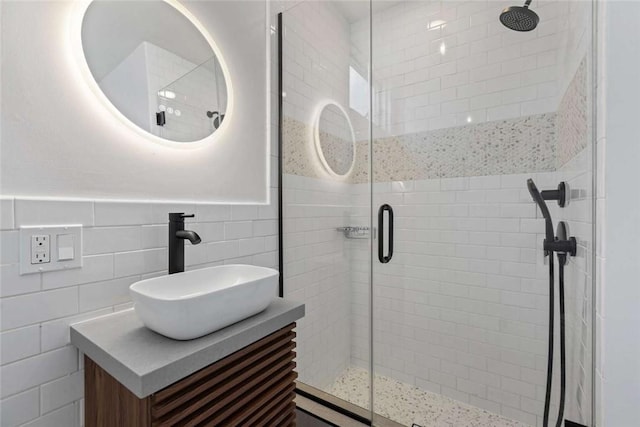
(70, 298), (304, 398)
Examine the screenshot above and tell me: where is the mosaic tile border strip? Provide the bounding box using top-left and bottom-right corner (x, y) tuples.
(316, 129), (355, 176)
(283, 113), (557, 183)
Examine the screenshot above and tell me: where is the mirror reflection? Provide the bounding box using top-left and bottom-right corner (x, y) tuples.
(81, 0), (228, 143)
(315, 103), (356, 176)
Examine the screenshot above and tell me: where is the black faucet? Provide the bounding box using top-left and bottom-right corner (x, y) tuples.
(168, 213), (202, 274)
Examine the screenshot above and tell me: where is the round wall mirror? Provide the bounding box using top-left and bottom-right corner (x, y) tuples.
(314, 102), (356, 177)
(80, 0), (230, 143)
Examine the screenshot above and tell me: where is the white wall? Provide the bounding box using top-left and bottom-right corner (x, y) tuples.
(600, 1), (640, 426)
(0, 0), (269, 203)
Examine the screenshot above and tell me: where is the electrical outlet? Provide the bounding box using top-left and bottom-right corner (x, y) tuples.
(31, 234), (50, 264)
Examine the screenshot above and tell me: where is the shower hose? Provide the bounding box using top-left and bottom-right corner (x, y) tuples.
(543, 252), (567, 427)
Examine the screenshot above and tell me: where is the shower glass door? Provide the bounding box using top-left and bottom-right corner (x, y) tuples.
(279, 0), (374, 418)
(368, 1), (595, 427)
(279, 1), (595, 426)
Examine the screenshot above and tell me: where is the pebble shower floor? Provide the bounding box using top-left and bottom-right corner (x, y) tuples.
(326, 367), (531, 427)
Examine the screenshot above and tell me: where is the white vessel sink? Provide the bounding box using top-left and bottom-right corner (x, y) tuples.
(129, 265), (279, 340)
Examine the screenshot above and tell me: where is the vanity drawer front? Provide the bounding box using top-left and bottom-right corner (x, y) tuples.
(151, 323), (298, 426)
(84, 323), (298, 427)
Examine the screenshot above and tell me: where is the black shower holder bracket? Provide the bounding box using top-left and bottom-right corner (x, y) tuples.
(543, 221), (577, 257)
(541, 181), (567, 207)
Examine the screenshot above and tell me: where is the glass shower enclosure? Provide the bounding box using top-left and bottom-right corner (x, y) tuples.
(278, 1), (596, 426)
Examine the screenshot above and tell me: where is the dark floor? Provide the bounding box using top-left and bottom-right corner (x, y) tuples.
(296, 408), (334, 427)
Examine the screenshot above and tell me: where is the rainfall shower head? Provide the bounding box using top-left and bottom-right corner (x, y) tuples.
(500, 0), (539, 32)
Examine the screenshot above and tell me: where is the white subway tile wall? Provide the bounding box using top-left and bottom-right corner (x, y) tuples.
(366, 172), (558, 426)
(280, 0), (369, 394)
(349, 155), (591, 426)
(281, 0), (369, 136)
(556, 147), (594, 425)
(355, 0), (582, 136)
(282, 174), (360, 390)
(284, 157), (591, 426)
(0, 199), (278, 427)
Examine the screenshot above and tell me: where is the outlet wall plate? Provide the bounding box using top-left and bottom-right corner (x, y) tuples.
(20, 225), (83, 275)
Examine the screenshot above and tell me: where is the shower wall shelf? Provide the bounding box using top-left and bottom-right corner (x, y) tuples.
(336, 226), (370, 239)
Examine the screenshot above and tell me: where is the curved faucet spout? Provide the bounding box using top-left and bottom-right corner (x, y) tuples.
(176, 230), (201, 245)
(169, 213), (201, 274)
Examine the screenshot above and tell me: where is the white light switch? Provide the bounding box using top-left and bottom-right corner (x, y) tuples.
(57, 234), (75, 261)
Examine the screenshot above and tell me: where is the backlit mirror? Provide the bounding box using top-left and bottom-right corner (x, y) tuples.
(81, 0), (229, 143)
(314, 102), (356, 177)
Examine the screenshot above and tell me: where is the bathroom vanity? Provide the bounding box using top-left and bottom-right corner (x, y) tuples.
(71, 299), (304, 427)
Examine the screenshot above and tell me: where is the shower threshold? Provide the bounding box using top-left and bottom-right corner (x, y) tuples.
(326, 367), (532, 427)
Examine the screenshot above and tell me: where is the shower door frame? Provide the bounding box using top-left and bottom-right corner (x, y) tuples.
(275, 8), (377, 426)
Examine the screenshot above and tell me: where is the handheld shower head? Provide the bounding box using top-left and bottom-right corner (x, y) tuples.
(527, 179), (555, 244)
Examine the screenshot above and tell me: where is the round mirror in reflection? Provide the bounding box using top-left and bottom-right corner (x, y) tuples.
(314, 102), (356, 177)
(80, 0), (229, 143)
